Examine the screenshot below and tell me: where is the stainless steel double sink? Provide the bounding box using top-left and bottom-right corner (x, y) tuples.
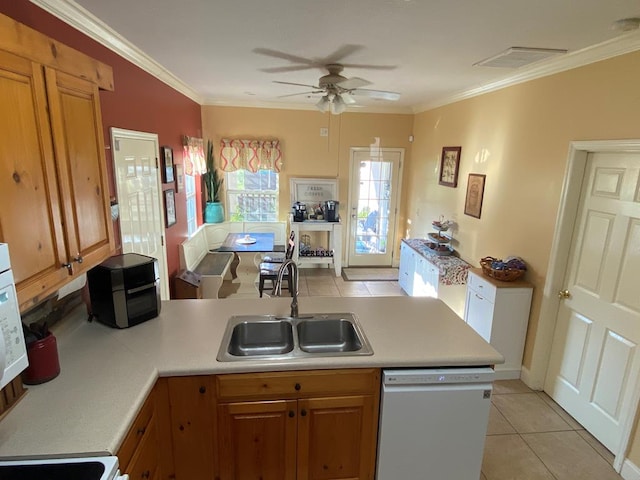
(217, 313), (373, 361)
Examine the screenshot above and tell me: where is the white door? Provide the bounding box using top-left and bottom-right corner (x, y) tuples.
(545, 152), (640, 453)
(347, 147), (403, 266)
(110, 128), (170, 300)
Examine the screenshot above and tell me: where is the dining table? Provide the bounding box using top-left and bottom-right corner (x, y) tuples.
(215, 232), (275, 279)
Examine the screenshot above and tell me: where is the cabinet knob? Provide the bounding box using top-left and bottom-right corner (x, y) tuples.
(199, 386), (206, 394)
(294, 383), (301, 391)
(73, 255), (83, 264)
(62, 262), (72, 271)
(300, 409), (307, 417)
(141, 470), (151, 479)
(289, 410), (295, 418)
(136, 426), (146, 436)
(558, 289), (571, 299)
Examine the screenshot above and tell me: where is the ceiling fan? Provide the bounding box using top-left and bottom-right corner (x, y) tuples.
(273, 63), (401, 114)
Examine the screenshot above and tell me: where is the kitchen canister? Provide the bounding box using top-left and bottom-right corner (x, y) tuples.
(22, 332), (60, 385)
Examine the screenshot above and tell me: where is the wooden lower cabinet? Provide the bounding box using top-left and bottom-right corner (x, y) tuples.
(215, 369), (381, 480)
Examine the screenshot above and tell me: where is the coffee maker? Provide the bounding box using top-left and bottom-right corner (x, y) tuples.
(293, 202), (307, 222)
(324, 200), (340, 222)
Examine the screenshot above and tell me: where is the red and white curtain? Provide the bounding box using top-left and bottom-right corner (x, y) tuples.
(219, 139), (282, 173)
(183, 135), (206, 175)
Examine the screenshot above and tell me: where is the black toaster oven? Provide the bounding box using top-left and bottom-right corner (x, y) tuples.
(87, 253), (161, 328)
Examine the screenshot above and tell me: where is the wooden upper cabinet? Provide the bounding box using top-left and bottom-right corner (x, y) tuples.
(0, 16), (115, 311)
(45, 67), (114, 276)
(0, 50), (70, 305)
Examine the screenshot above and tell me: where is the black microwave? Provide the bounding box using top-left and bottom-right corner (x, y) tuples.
(87, 253), (161, 328)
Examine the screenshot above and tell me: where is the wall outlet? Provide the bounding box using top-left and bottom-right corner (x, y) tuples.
(320, 128), (329, 137)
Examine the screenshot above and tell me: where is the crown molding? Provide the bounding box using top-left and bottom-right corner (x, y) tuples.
(413, 30), (640, 113)
(29, 0), (203, 104)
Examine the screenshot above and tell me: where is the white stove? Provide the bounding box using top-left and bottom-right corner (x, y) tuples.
(0, 456), (127, 480)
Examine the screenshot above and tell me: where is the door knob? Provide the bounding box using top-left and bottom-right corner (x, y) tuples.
(558, 289), (571, 299)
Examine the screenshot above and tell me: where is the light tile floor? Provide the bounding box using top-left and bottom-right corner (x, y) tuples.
(220, 267), (622, 480)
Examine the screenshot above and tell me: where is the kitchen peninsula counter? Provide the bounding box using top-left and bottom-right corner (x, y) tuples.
(0, 296), (502, 459)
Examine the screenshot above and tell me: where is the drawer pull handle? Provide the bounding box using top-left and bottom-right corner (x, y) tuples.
(475, 293), (484, 300)
(294, 383), (301, 391)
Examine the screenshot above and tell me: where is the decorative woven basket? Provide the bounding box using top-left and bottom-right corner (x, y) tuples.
(480, 257), (525, 282)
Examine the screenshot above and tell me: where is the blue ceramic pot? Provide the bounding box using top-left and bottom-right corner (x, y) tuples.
(204, 202), (224, 223)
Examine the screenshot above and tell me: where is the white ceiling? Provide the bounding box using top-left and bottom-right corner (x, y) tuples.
(34, 0), (640, 113)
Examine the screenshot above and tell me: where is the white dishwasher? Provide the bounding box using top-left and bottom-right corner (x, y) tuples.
(377, 368), (494, 480)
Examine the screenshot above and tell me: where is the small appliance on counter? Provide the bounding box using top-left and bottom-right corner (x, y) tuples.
(0, 243), (29, 389)
(87, 253), (160, 329)
(324, 200), (340, 222)
(292, 201), (307, 222)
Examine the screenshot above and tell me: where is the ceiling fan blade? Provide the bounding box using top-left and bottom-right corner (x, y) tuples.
(340, 63), (397, 70)
(253, 48), (314, 65)
(260, 65), (318, 73)
(338, 77), (371, 89)
(273, 80), (321, 89)
(277, 90), (323, 98)
(351, 88), (401, 101)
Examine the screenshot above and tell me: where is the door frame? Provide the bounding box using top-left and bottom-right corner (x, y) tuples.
(346, 147), (404, 267)
(527, 139), (640, 471)
(109, 127), (170, 300)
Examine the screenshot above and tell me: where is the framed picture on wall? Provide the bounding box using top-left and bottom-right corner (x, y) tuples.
(175, 164), (184, 193)
(464, 174), (486, 219)
(164, 189), (176, 227)
(439, 146), (461, 187)
(161, 146), (174, 183)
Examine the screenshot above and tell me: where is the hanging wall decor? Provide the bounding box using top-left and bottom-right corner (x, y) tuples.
(464, 174), (486, 219)
(439, 146), (461, 187)
(161, 146), (174, 183)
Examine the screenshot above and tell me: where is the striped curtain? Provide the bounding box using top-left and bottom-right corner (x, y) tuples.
(219, 139), (282, 173)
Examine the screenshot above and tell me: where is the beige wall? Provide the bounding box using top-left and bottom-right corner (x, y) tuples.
(201, 106), (413, 256)
(407, 49), (640, 463)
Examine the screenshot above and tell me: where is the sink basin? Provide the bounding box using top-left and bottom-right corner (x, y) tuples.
(297, 318), (362, 353)
(227, 320), (294, 356)
(217, 313), (373, 361)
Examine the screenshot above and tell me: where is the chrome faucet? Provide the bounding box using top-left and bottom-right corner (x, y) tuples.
(274, 259), (299, 318)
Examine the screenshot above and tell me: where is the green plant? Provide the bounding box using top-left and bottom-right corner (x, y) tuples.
(203, 140), (223, 203)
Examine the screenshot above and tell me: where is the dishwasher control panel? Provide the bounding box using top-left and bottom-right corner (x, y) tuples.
(383, 367), (495, 385)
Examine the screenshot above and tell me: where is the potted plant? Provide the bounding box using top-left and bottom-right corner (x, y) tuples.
(203, 140), (224, 223)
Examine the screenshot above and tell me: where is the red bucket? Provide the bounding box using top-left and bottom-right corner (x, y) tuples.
(22, 333), (60, 385)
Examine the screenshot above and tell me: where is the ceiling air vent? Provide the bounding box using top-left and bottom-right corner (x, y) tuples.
(474, 47), (567, 68)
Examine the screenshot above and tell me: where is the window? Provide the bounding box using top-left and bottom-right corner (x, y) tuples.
(226, 170), (279, 222)
(185, 174), (197, 235)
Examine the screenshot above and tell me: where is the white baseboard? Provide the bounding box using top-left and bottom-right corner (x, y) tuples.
(621, 459), (640, 480)
(520, 365), (545, 390)
(493, 368), (522, 380)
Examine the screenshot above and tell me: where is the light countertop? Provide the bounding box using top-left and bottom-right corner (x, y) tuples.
(0, 296), (502, 459)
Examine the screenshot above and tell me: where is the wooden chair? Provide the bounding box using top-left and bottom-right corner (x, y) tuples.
(259, 233), (295, 297)
(261, 230), (295, 263)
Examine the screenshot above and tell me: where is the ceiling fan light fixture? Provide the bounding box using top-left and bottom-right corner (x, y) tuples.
(331, 94), (348, 115)
(316, 95), (331, 112)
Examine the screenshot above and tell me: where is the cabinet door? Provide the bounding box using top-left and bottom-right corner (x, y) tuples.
(465, 288), (495, 342)
(126, 419), (159, 480)
(217, 400), (297, 480)
(45, 67), (114, 276)
(0, 51), (70, 306)
(167, 376), (215, 480)
(399, 243), (415, 295)
(297, 395), (377, 480)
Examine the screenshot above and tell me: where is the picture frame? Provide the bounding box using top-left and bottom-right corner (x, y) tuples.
(175, 164), (184, 193)
(164, 189), (176, 227)
(290, 177), (338, 206)
(464, 174), (486, 219)
(439, 146), (461, 187)
(161, 146), (174, 183)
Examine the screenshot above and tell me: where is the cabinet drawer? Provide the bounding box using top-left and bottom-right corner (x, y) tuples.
(117, 393), (155, 471)
(216, 368), (380, 401)
(126, 419), (159, 480)
(467, 271), (497, 303)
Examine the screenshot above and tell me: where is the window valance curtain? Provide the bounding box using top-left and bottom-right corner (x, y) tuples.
(183, 135), (206, 175)
(220, 139), (282, 173)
